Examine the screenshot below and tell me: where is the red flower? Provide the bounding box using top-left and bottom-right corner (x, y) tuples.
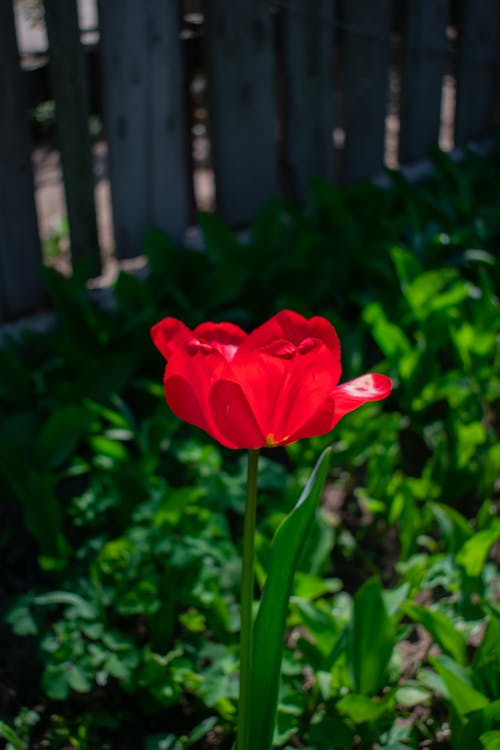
(151, 310), (392, 450)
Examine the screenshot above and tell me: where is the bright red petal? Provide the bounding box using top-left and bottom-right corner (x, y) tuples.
(193, 321), (247, 361)
(151, 317), (192, 359)
(161, 332), (237, 446)
(209, 380), (266, 449)
(330, 374), (392, 428)
(163, 374), (237, 448)
(231, 339), (341, 444)
(239, 310), (341, 358)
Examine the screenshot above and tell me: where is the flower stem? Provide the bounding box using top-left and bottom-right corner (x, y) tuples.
(237, 448), (260, 750)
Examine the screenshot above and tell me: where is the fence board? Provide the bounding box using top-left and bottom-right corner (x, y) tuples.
(205, 0), (277, 223)
(399, 0), (448, 164)
(454, 0), (500, 145)
(44, 0), (100, 276)
(0, 0), (44, 321)
(342, 0), (390, 182)
(98, 0), (190, 258)
(282, 0), (335, 202)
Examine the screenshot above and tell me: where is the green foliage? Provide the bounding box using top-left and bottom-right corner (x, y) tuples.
(250, 449), (331, 750)
(2, 144), (500, 747)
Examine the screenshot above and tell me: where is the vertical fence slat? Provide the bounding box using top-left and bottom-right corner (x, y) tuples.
(342, 0), (390, 182)
(399, 0), (448, 164)
(98, 0), (190, 258)
(454, 0), (500, 145)
(282, 0), (335, 202)
(205, 0), (277, 224)
(44, 0), (100, 276)
(0, 0), (44, 321)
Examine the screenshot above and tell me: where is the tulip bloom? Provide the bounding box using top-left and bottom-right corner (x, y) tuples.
(151, 310), (391, 450)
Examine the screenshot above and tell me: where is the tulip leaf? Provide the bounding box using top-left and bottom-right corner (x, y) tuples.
(429, 655), (489, 716)
(347, 577), (395, 695)
(402, 601), (467, 666)
(455, 524), (500, 577)
(248, 447), (331, 750)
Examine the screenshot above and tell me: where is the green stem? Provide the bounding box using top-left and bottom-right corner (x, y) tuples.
(237, 448), (260, 750)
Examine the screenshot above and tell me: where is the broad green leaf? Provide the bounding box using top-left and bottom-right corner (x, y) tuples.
(390, 245), (421, 290)
(42, 664), (70, 700)
(402, 602), (467, 665)
(456, 701), (500, 750)
(248, 448), (331, 750)
(66, 663), (93, 693)
(429, 502), (472, 554)
(21, 472), (69, 566)
(347, 577), (395, 695)
(35, 405), (93, 468)
(456, 524), (500, 577)
(292, 599), (341, 657)
(5, 600), (38, 636)
(430, 655), (489, 715)
(363, 302), (410, 358)
(395, 685), (431, 707)
(472, 618), (500, 698)
(291, 572), (341, 601)
(336, 692), (392, 723)
(0, 721), (24, 750)
(405, 269), (459, 315)
(481, 730), (500, 750)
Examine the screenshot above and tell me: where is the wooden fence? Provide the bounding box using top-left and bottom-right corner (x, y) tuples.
(1, 0), (499, 321)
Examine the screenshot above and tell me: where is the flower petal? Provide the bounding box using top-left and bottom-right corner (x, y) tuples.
(209, 380), (266, 449)
(193, 321), (247, 361)
(163, 374), (237, 448)
(151, 317), (192, 359)
(239, 310), (341, 358)
(231, 340), (341, 443)
(330, 373), (393, 427)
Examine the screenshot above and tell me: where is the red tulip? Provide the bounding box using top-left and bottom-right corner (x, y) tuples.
(151, 310), (392, 450)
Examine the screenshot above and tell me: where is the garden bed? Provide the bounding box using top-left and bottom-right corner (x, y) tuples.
(1, 145), (499, 749)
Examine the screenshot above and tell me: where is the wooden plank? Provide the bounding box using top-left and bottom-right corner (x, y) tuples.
(0, 0), (44, 321)
(44, 0), (100, 276)
(205, 0), (277, 223)
(98, 0), (191, 258)
(282, 0), (335, 202)
(342, 0), (391, 182)
(454, 0), (500, 145)
(399, 0), (448, 163)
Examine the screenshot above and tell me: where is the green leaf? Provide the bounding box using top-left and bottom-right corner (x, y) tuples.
(430, 654), (489, 715)
(395, 685), (431, 707)
(402, 602), (467, 665)
(457, 701), (500, 750)
(481, 730), (500, 750)
(248, 448), (331, 750)
(5, 601), (38, 636)
(456, 524), (500, 577)
(35, 405), (93, 468)
(42, 664), (70, 700)
(66, 663), (93, 693)
(0, 721), (25, 750)
(22, 472), (69, 566)
(347, 577), (395, 695)
(363, 302), (410, 358)
(336, 692), (392, 723)
(429, 502), (472, 554)
(472, 617), (500, 698)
